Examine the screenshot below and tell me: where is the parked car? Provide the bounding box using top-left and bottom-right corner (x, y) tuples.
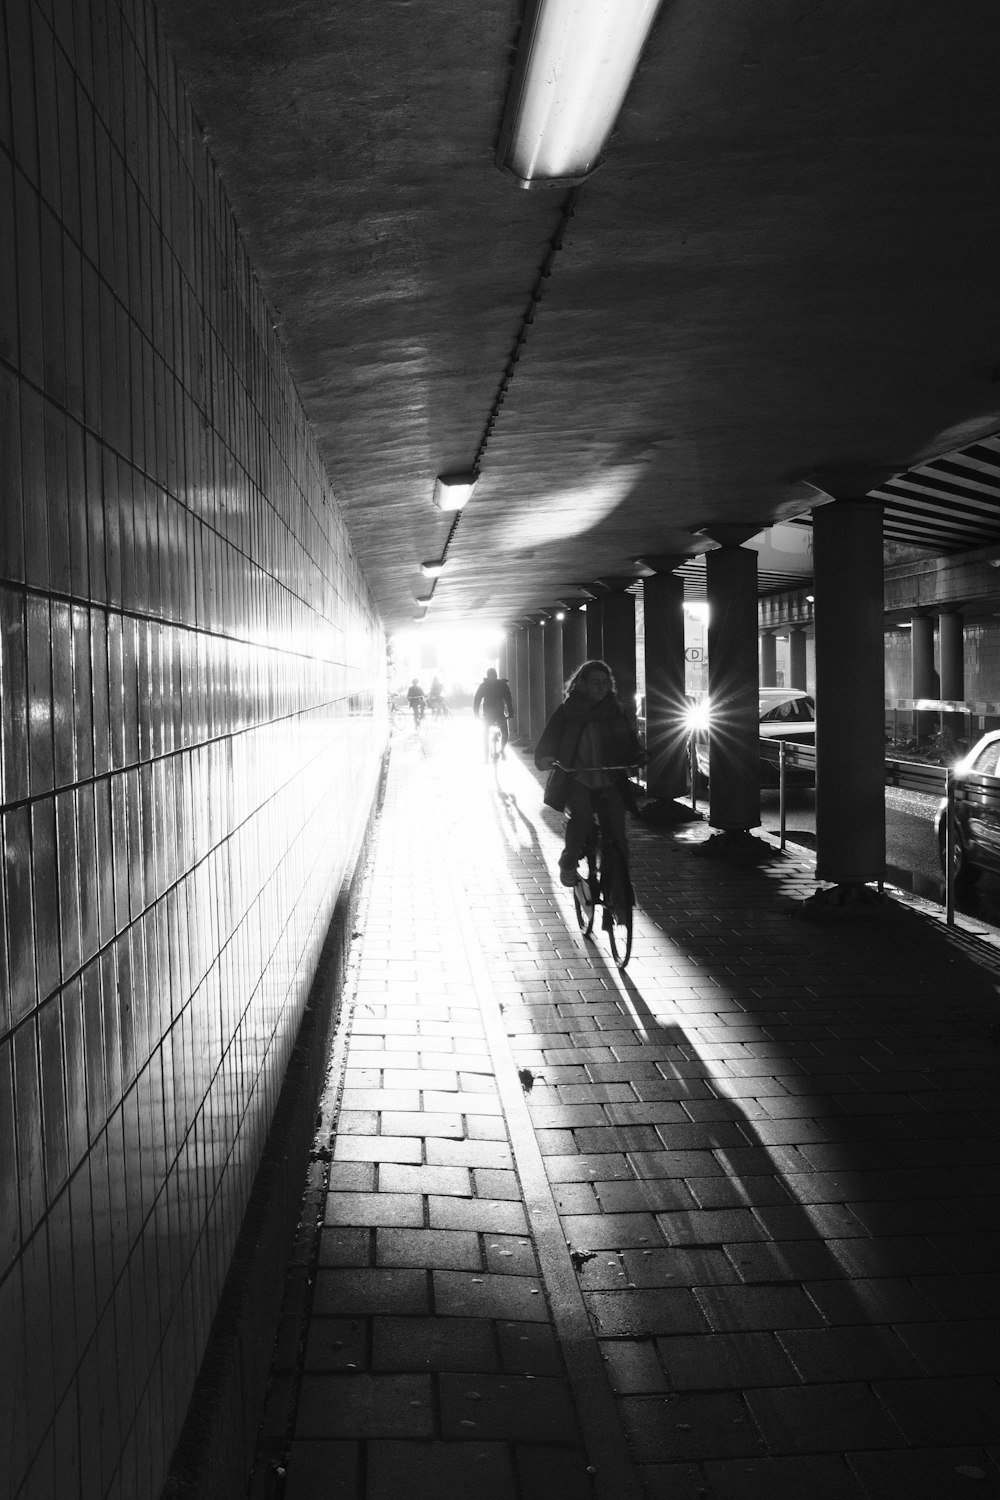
(689, 688), (816, 787)
(934, 727), (1000, 885)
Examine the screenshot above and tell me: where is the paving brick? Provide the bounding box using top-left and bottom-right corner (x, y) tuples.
(483, 1236), (538, 1277)
(378, 1163), (473, 1197)
(657, 1329), (799, 1390)
(371, 1315), (498, 1373)
(433, 1271), (549, 1323)
(693, 1283), (825, 1332)
(584, 1289), (706, 1337)
(845, 1447), (1000, 1500)
(621, 1246), (739, 1288)
(559, 1211), (664, 1249)
(295, 1372), (434, 1439)
(744, 1382), (906, 1453)
(620, 1391), (760, 1461)
(366, 1440), (519, 1500)
(334, 1135), (423, 1164)
(303, 1317), (368, 1371)
(324, 1192), (424, 1228)
(599, 1337), (670, 1393)
(871, 1376), (1000, 1447)
(497, 1320), (564, 1376)
(312, 1268), (430, 1317)
(317, 1227), (372, 1267)
(776, 1325), (924, 1381)
(429, 1196), (529, 1236)
(376, 1227), (481, 1271)
(704, 1454), (869, 1499)
(380, 1111), (466, 1139)
(282, 1440), (361, 1499)
(515, 1444), (598, 1500)
(426, 1137), (513, 1169)
(439, 1371), (579, 1442)
(595, 1178), (698, 1213)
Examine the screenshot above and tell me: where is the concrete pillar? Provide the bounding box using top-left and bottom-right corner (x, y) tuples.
(760, 631), (777, 687)
(911, 613), (936, 699)
(600, 587), (637, 722)
(706, 545), (761, 832)
(642, 570), (688, 800)
(788, 628), (808, 690)
(585, 598), (603, 660)
(513, 628), (530, 740)
(527, 621), (546, 742)
(498, 635), (510, 681)
(939, 610), (964, 701)
(543, 614), (563, 720)
(562, 608), (586, 682)
(813, 498), (885, 885)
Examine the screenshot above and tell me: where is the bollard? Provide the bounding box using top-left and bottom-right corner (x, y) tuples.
(945, 766), (955, 927)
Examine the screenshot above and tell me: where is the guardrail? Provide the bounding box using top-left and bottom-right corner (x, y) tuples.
(758, 738), (1000, 929)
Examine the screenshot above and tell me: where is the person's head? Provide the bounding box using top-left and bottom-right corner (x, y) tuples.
(411, 678), (419, 686)
(485, 667), (498, 681)
(568, 660), (616, 707)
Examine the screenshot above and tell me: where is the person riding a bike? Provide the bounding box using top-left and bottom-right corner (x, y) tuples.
(535, 659), (644, 886)
(428, 677), (449, 717)
(473, 667), (514, 761)
(406, 678), (427, 726)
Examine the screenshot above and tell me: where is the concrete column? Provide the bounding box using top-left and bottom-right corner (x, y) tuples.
(561, 608), (587, 681)
(910, 613), (936, 699)
(642, 570), (688, 800)
(527, 621), (546, 742)
(788, 628), (808, 690)
(600, 588), (637, 722)
(585, 598), (603, 660)
(813, 498), (885, 885)
(543, 614), (563, 720)
(513, 628), (530, 740)
(939, 610), (964, 701)
(760, 631), (777, 687)
(498, 635), (510, 681)
(706, 545), (761, 831)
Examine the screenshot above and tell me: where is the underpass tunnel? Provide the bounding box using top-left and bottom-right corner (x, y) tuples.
(3, 4), (1000, 1499)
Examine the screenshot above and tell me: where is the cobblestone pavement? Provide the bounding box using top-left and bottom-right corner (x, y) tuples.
(250, 718), (1000, 1499)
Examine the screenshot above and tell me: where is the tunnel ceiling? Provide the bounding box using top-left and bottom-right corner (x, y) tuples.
(153, 0), (1000, 635)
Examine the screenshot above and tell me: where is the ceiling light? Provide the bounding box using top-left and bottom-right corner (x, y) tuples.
(497, 0), (663, 187)
(555, 610), (566, 621)
(421, 559), (446, 577)
(416, 590), (435, 605)
(433, 473), (478, 512)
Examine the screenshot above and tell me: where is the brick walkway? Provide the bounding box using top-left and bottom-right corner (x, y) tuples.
(250, 717), (1000, 1499)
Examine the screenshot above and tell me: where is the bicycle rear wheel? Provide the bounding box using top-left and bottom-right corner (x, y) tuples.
(602, 844), (633, 969)
(573, 837), (598, 937)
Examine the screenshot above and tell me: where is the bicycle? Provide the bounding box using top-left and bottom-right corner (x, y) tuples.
(552, 762), (638, 970)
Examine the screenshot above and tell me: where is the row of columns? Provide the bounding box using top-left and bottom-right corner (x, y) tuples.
(500, 497), (890, 890)
(760, 628), (809, 690)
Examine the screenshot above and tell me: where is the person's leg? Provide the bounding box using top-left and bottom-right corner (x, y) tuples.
(595, 785), (628, 854)
(560, 783), (594, 880)
(498, 715), (509, 754)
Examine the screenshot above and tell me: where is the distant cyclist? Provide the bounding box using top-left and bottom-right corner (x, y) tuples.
(428, 677), (449, 717)
(406, 678), (427, 728)
(535, 659), (644, 885)
(473, 667), (514, 762)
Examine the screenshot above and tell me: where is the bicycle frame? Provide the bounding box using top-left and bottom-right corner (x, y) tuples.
(550, 761), (638, 969)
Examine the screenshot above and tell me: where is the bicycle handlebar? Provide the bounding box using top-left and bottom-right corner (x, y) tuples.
(550, 760), (642, 772)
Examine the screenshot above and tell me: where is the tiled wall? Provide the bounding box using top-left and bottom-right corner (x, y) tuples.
(885, 621), (1000, 704)
(0, 2), (386, 1495)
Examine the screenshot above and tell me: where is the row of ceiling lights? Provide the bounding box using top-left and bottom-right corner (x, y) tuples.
(415, 0), (665, 619)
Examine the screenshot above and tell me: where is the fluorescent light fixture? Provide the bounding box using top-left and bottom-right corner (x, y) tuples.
(416, 590), (435, 605)
(497, 0), (663, 187)
(421, 559), (446, 578)
(434, 473), (478, 512)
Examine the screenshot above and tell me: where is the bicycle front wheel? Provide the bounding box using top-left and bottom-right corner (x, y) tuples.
(602, 845), (633, 969)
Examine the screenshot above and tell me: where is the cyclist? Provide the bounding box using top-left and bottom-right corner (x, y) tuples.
(406, 678), (427, 728)
(428, 677), (449, 717)
(535, 659), (644, 886)
(473, 667), (514, 761)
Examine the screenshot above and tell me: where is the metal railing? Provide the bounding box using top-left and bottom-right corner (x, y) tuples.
(757, 738), (1000, 928)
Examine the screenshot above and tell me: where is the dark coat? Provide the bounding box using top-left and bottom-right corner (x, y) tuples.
(534, 692), (642, 807)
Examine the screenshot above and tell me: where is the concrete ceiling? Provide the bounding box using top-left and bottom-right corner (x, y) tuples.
(154, 0), (1000, 635)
